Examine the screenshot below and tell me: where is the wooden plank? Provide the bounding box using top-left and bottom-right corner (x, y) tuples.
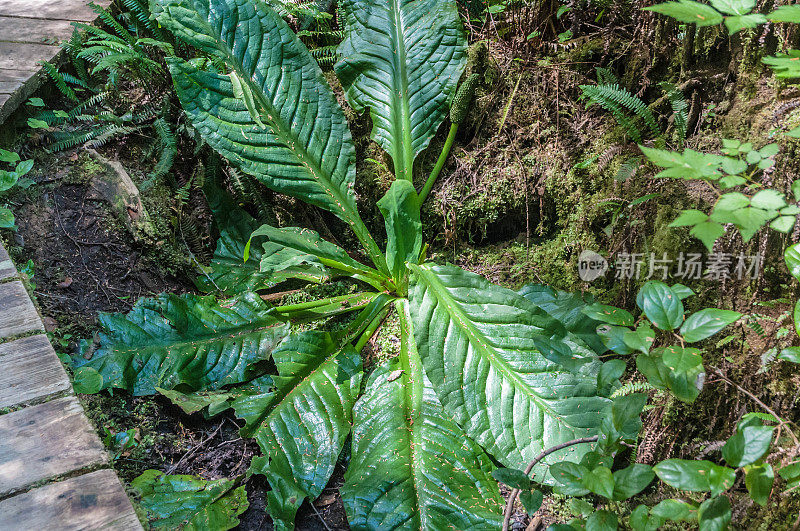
(0, 242), (15, 279)
(0, 396), (108, 495)
(0, 17), (77, 45)
(0, 335), (71, 408)
(0, 281), (42, 339)
(0, 0), (101, 22)
(0, 469), (143, 531)
(0, 70), (38, 83)
(0, 42), (61, 71)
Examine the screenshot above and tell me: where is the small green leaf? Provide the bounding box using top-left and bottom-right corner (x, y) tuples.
(770, 215), (796, 233)
(722, 425), (774, 467)
(583, 466), (615, 499)
(26, 97), (45, 107)
(73, 366), (103, 394)
(671, 284), (695, 299)
(653, 459), (734, 493)
(670, 209), (709, 227)
(492, 467), (532, 490)
(597, 324), (634, 355)
(751, 189), (786, 210)
(377, 180), (422, 284)
(520, 490), (544, 515)
(698, 496), (731, 531)
(586, 510), (617, 531)
(0, 207), (15, 229)
(550, 462), (591, 496)
(690, 221), (725, 251)
(612, 463), (654, 500)
(597, 359), (626, 390)
(662, 346), (703, 373)
(724, 13), (766, 33)
(680, 309), (742, 343)
(0, 149), (20, 164)
(27, 118), (49, 129)
(623, 324), (655, 354)
(583, 303), (634, 326)
(778, 347), (800, 363)
(132, 470), (249, 530)
(645, 1), (725, 27)
(710, 0), (754, 15)
(651, 499), (697, 521)
(745, 463), (774, 506)
(638, 281), (684, 330)
(769, 5), (800, 23)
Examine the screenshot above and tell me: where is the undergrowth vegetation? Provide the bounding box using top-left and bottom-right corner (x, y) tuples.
(3, 0), (800, 529)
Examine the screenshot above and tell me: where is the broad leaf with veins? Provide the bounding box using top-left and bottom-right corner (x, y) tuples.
(408, 263), (609, 479)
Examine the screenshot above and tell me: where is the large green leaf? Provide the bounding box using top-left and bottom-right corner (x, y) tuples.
(153, 0), (386, 272)
(132, 470), (249, 530)
(342, 300), (503, 529)
(72, 292), (289, 396)
(408, 263), (609, 478)
(335, 0), (467, 181)
(248, 224), (386, 288)
(232, 331), (362, 530)
(377, 180), (422, 285)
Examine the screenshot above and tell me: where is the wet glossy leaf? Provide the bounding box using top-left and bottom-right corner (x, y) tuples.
(72, 292), (290, 396)
(408, 263), (608, 480)
(680, 309), (741, 343)
(335, 0), (466, 181)
(638, 281), (684, 330)
(342, 309), (503, 530)
(132, 470), (248, 531)
(234, 332), (362, 529)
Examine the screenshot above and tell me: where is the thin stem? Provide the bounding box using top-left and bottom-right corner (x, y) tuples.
(354, 306), (390, 351)
(501, 436), (599, 531)
(711, 366), (799, 445)
(418, 123), (458, 204)
(272, 292), (373, 314)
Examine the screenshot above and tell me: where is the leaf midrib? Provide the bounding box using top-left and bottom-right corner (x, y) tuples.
(109, 320), (285, 355)
(412, 264), (559, 418)
(389, 0), (414, 182)
(396, 299), (426, 529)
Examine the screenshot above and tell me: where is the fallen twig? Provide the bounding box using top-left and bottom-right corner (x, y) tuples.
(501, 436), (599, 531)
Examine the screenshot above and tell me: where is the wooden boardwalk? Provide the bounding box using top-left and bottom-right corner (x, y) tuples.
(0, 241), (142, 530)
(0, 0), (109, 123)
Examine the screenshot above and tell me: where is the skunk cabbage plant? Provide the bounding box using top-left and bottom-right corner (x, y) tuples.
(74, 0), (612, 527)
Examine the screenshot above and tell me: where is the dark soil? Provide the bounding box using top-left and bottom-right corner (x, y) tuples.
(5, 146), (349, 530)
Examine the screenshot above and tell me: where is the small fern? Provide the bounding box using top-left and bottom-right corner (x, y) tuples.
(611, 380), (656, 398)
(661, 82), (689, 143)
(580, 83), (661, 144)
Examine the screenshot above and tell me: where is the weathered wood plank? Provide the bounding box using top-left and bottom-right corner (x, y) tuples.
(0, 281), (42, 338)
(0, 70), (39, 83)
(0, 242), (15, 280)
(0, 42), (61, 71)
(0, 335), (71, 408)
(0, 469), (143, 530)
(0, 396), (108, 495)
(0, 17), (77, 46)
(0, 0), (102, 22)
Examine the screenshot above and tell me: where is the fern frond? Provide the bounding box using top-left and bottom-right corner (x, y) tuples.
(309, 45), (339, 66)
(595, 66), (619, 86)
(90, 2), (135, 43)
(40, 61), (78, 102)
(661, 82), (688, 143)
(150, 117), (177, 180)
(580, 84), (661, 143)
(611, 380), (656, 398)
